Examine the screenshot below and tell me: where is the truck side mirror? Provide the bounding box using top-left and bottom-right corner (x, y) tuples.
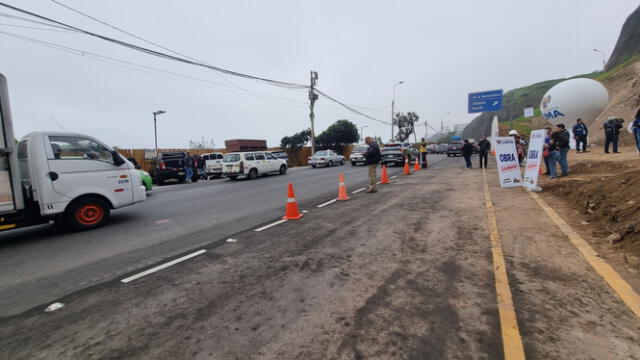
(112, 151), (125, 166)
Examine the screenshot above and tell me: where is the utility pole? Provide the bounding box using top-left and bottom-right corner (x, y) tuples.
(152, 110), (166, 158)
(391, 81), (404, 141)
(424, 120), (428, 141)
(309, 71), (318, 155)
(360, 125), (368, 143)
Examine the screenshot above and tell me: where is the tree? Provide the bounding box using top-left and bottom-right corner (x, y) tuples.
(281, 129), (311, 151)
(189, 137), (215, 149)
(314, 119), (359, 152)
(395, 112), (420, 142)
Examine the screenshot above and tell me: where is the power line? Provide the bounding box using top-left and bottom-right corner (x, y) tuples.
(0, 1), (308, 90)
(0, 29), (310, 109)
(314, 88), (391, 125)
(1, 2), (391, 126)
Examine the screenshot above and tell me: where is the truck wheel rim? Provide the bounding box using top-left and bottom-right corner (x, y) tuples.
(76, 204), (104, 225)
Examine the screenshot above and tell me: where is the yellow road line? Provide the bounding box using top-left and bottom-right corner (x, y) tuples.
(529, 192), (640, 319)
(482, 170), (526, 360)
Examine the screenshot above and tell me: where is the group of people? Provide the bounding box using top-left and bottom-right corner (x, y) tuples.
(183, 152), (209, 184)
(460, 137), (492, 169)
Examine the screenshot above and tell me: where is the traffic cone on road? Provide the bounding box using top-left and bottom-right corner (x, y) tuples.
(403, 157), (411, 175)
(282, 183), (303, 220)
(336, 173), (350, 201)
(380, 165), (390, 184)
(414, 157), (420, 172)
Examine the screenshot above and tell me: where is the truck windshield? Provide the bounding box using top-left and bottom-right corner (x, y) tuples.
(224, 154), (240, 162)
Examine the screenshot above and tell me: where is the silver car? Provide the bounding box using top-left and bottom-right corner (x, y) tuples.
(349, 145), (369, 166)
(308, 150), (345, 168)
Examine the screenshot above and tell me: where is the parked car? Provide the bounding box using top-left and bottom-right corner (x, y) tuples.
(446, 141), (464, 157)
(222, 151), (287, 180)
(349, 145), (369, 166)
(149, 152), (191, 184)
(437, 144), (449, 154)
(308, 150), (345, 168)
(270, 150), (289, 165)
(201, 152), (224, 178)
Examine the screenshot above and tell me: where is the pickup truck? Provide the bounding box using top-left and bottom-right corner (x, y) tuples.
(0, 74), (146, 232)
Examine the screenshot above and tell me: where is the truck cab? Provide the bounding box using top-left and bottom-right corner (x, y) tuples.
(0, 74), (146, 232)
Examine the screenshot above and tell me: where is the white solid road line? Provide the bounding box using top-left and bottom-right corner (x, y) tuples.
(352, 187), (367, 194)
(390, 175), (398, 179)
(121, 249), (207, 283)
(317, 199), (337, 208)
(254, 219), (287, 232)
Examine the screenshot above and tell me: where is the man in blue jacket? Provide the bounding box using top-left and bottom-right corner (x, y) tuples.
(572, 118), (589, 153)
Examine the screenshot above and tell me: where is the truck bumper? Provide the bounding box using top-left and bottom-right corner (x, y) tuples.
(133, 185), (146, 203)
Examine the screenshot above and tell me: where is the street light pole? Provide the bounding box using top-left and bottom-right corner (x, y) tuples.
(360, 125), (368, 143)
(391, 81), (404, 141)
(440, 112), (451, 135)
(152, 110), (166, 158)
(593, 49), (606, 71)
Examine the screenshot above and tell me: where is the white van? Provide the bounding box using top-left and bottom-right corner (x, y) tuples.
(201, 152), (224, 178)
(0, 74), (146, 232)
(222, 152), (287, 180)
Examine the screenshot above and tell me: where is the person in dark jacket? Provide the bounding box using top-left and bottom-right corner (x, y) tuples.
(542, 127), (552, 175)
(461, 139), (474, 169)
(549, 124), (570, 178)
(477, 136), (491, 169)
(572, 118), (589, 153)
(363, 137), (381, 193)
(604, 117), (623, 153)
(633, 108), (640, 155)
(184, 152), (194, 184)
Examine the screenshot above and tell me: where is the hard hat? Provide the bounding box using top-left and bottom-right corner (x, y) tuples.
(508, 130), (519, 136)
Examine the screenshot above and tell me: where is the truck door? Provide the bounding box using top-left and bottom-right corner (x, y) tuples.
(45, 135), (132, 206)
(253, 152), (268, 174)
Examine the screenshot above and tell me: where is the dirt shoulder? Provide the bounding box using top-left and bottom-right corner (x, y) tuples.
(539, 147), (640, 290)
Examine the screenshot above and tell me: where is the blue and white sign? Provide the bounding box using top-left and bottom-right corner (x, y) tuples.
(468, 89), (503, 113)
(493, 137), (522, 188)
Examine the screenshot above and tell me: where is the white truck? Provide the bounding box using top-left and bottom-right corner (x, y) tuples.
(0, 74), (146, 232)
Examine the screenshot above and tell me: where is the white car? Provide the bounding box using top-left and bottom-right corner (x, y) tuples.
(222, 151), (287, 180)
(349, 145), (369, 166)
(202, 152), (224, 178)
(308, 150), (345, 168)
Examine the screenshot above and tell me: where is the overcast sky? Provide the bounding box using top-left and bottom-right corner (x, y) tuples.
(1, 0), (638, 148)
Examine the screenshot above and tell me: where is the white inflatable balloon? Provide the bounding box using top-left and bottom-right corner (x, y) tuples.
(540, 78), (609, 126)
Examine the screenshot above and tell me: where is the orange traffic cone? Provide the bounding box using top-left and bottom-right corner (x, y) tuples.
(380, 165), (390, 184)
(414, 157), (420, 172)
(403, 157), (411, 175)
(337, 173), (350, 201)
(282, 183), (303, 220)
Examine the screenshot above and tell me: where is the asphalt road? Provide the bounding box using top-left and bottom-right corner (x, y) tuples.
(0, 157), (444, 316)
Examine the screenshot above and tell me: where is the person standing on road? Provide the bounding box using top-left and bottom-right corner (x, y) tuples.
(478, 136), (491, 169)
(604, 117), (623, 153)
(462, 139), (474, 169)
(549, 124), (569, 178)
(542, 127), (552, 175)
(572, 118), (589, 153)
(363, 136), (381, 193)
(419, 138), (428, 169)
(184, 152), (194, 184)
(633, 108), (640, 155)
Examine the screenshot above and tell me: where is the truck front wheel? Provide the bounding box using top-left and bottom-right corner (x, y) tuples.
(65, 197), (110, 231)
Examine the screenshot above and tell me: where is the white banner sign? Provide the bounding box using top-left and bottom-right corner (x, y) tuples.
(493, 137), (522, 187)
(523, 130), (545, 189)
(524, 107), (534, 118)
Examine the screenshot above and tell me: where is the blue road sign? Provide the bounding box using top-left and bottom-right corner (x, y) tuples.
(468, 89), (503, 113)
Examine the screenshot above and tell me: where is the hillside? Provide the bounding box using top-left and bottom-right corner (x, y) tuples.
(463, 3), (640, 142)
(461, 73), (597, 139)
(606, 4), (640, 71)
